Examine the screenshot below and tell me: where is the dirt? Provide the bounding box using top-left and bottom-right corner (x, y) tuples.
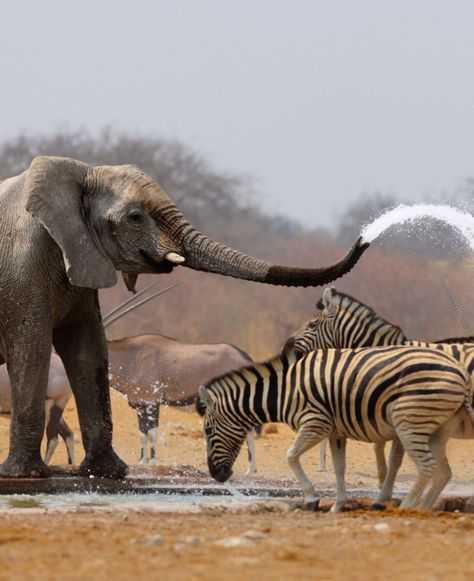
(0, 393), (474, 580)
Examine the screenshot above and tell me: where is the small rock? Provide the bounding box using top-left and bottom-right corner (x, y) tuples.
(242, 530), (267, 540)
(216, 536), (250, 548)
(185, 535), (203, 544)
(131, 534), (164, 546)
(373, 523), (390, 533)
(122, 514), (129, 522)
(174, 542), (186, 552)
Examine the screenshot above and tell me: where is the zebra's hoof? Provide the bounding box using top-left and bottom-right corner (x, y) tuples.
(243, 471), (256, 480)
(370, 502), (386, 511)
(302, 500), (320, 512)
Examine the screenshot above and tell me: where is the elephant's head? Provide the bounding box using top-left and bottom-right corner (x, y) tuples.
(25, 156), (369, 290)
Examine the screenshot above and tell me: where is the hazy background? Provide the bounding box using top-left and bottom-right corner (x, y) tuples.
(2, 0), (474, 226)
(1, 0), (474, 350)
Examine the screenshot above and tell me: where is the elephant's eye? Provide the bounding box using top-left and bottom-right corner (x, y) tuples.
(128, 211), (144, 225)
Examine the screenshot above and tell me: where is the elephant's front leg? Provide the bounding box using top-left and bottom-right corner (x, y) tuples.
(53, 308), (128, 479)
(0, 339), (51, 478)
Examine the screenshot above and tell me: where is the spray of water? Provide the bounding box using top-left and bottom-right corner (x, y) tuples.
(361, 203), (474, 251)
(222, 482), (246, 499)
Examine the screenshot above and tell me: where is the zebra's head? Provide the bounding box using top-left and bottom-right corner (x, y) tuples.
(284, 286), (407, 354)
(284, 287), (339, 355)
(197, 385), (248, 483)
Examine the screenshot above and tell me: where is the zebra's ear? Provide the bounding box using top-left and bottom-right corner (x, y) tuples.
(198, 385), (216, 411)
(322, 287), (337, 314)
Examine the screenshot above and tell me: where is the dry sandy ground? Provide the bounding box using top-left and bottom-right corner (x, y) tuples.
(0, 393), (474, 580)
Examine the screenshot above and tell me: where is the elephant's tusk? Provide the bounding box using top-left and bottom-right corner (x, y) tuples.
(165, 252), (186, 264)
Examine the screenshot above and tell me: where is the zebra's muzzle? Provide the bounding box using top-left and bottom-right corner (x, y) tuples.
(208, 460), (232, 483)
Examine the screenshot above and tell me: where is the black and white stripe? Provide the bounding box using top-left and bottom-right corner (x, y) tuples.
(199, 346), (473, 511)
(285, 287), (406, 354)
(285, 286), (474, 507)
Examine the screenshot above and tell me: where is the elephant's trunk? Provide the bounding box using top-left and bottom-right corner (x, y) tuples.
(159, 205), (369, 287)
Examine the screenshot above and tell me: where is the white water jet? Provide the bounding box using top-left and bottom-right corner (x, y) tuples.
(361, 203), (474, 251)
(223, 482), (246, 499)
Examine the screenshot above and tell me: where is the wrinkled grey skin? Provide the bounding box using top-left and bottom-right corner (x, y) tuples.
(0, 156), (369, 479)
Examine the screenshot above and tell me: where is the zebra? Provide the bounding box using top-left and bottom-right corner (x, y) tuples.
(284, 286), (474, 508)
(198, 345), (474, 511)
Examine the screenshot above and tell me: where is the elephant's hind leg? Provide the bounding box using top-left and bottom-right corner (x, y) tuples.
(0, 334), (52, 478)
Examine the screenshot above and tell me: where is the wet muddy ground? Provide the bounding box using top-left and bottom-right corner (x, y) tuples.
(0, 392), (474, 579)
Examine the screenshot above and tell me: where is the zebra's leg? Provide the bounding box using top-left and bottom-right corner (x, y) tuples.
(374, 441), (387, 488)
(328, 436), (347, 512)
(287, 426), (325, 510)
(418, 432), (451, 510)
(44, 401), (61, 465)
(58, 417), (75, 465)
(254, 424), (263, 438)
(396, 431), (435, 509)
(244, 430), (257, 478)
(371, 438), (404, 509)
(319, 438), (328, 471)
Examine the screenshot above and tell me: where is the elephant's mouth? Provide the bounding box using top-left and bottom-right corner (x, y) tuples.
(139, 249), (177, 274)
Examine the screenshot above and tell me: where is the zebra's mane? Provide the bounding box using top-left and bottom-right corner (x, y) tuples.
(203, 352), (293, 393)
(317, 290), (406, 335)
(433, 335), (474, 344)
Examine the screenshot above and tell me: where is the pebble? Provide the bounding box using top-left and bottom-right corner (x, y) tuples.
(131, 534), (164, 546)
(242, 530), (267, 540)
(216, 536), (251, 548)
(174, 542), (186, 552)
(373, 523), (390, 533)
(215, 530), (268, 547)
(185, 535), (203, 544)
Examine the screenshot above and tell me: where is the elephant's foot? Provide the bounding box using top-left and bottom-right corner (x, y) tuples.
(0, 455), (50, 478)
(79, 449), (129, 479)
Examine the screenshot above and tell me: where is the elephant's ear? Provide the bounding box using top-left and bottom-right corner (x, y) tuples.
(25, 156), (117, 289)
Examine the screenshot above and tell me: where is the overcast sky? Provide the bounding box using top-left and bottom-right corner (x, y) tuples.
(2, 0), (474, 227)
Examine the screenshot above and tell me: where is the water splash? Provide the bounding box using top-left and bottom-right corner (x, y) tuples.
(361, 204), (474, 251)
(222, 482), (246, 499)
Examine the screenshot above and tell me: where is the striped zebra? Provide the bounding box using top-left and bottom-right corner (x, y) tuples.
(285, 286), (474, 507)
(198, 346), (474, 511)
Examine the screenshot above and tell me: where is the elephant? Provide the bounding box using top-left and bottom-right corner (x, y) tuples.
(0, 155), (369, 479)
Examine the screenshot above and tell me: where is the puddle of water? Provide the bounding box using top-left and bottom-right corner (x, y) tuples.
(0, 492), (264, 511)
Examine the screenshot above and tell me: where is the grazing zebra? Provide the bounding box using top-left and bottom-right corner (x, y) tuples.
(198, 346), (473, 511)
(285, 286), (474, 507)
